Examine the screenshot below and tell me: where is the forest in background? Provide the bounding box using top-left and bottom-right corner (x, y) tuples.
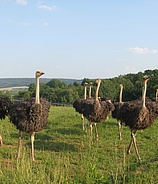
(0, 78), (82, 88)
(0, 69), (158, 104)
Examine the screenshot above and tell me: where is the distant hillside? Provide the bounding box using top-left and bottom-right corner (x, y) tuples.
(0, 78), (82, 88)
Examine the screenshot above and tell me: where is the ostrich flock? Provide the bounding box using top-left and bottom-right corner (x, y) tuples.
(0, 72), (158, 162)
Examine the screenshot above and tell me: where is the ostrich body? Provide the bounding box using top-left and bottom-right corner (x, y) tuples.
(9, 70), (50, 161)
(117, 76), (158, 161)
(77, 79), (115, 140)
(112, 84), (124, 140)
(0, 96), (12, 145)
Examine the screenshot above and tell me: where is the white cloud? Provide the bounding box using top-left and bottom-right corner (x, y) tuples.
(38, 5), (57, 11)
(128, 47), (158, 54)
(16, 0), (27, 5)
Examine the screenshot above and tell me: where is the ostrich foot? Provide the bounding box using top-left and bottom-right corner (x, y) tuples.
(0, 136), (3, 146)
(84, 130), (88, 135)
(96, 135), (99, 141)
(119, 135), (122, 141)
(127, 149), (131, 155)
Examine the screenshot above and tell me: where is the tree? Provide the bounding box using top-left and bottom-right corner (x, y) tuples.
(46, 79), (67, 89)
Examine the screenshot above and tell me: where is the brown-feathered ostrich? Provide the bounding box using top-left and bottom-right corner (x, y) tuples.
(73, 82), (88, 133)
(112, 84), (124, 140)
(117, 76), (158, 161)
(78, 79), (115, 141)
(81, 82), (88, 133)
(0, 96), (12, 145)
(9, 70), (50, 161)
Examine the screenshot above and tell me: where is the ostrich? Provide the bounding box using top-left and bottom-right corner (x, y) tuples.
(0, 96), (12, 145)
(117, 76), (158, 161)
(80, 79), (115, 141)
(81, 82), (88, 133)
(112, 84), (124, 140)
(73, 82), (95, 134)
(9, 70), (50, 161)
(82, 82), (94, 133)
(73, 82), (88, 133)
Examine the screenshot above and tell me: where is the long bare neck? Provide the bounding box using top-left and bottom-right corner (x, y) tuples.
(119, 85), (123, 103)
(84, 86), (87, 99)
(35, 76), (40, 104)
(95, 81), (101, 101)
(142, 80), (147, 108)
(156, 89), (158, 102)
(89, 85), (92, 98)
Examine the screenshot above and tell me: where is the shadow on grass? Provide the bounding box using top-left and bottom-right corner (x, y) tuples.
(11, 132), (79, 152)
(54, 128), (81, 135)
(34, 140), (78, 152)
(10, 132), (52, 141)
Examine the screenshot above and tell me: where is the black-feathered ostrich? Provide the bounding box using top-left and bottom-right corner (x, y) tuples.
(73, 82), (88, 133)
(9, 70), (50, 161)
(73, 82), (94, 134)
(81, 82), (88, 133)
(112, 84), (124, 140)
(77, 79), (115, 141)
(0, 96), (12, 145)
(117, 76), (158, 161)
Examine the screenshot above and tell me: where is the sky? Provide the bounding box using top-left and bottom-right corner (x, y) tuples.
(0, 0), (158, 79)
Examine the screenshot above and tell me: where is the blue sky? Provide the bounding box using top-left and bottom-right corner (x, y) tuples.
(0, 0), (158, 79)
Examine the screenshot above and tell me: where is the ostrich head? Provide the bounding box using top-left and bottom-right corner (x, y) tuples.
(36, 70), (45, 78)
(143, 75), (150, 81)
(119, 84), (123, 89)
(84, 82), (88, 86)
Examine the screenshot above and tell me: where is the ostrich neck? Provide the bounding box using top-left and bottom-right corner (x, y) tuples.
(156, 89), (158, 102)
(89, 86), (92, 98)
(84, 86), (87, 99)
(35, 76), (40, 104)
(95, 82), (101, 101)
(119, 86), (123, 103)
(142, 80), (147, 108)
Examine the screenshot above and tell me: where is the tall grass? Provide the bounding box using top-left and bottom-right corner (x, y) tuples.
(0, 106), (158, 183)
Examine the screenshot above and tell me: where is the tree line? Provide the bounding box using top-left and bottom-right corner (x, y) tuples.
(1, 69), (158, 104)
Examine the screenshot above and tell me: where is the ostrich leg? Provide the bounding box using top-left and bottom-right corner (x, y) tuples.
(31, 132), (35, 161)
(81, 114), (85, 132)
(118, 121), (122, 140)
(127, 130), (135, 154)
(132, 130), (141, 161)
(94, 123), (99, 140)
(17, 131), (22, 158)
(89, 121), (93, 142)
(0, 135), (3, 146)
(127, 130), (141, 161)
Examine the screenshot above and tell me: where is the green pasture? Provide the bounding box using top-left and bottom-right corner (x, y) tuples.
(0, 106), (158, 183)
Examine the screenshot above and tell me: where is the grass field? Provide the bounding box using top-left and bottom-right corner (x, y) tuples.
(0, 106), (158, 183)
